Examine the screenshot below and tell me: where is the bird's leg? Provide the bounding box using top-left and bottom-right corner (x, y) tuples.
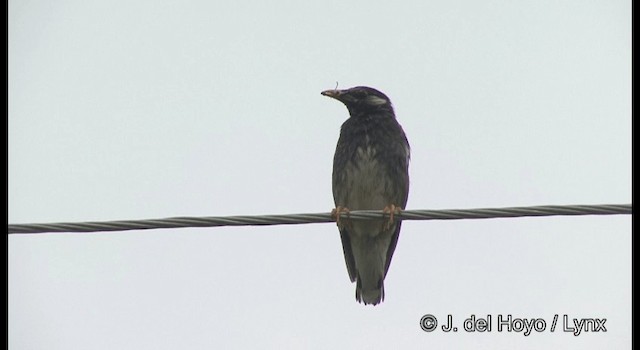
(331, 206), (351, 230)
(382, 204), (402, 229)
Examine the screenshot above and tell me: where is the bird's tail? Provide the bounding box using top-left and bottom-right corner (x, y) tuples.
(352, 235), (389, 306)
(356, 275), (384, 305)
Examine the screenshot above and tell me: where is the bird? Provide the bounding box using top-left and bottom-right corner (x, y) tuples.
(321, 86), (410, 305)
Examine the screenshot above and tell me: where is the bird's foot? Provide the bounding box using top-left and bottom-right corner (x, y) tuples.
(331, 206), (351, 230)
(382, 204), (402, 229)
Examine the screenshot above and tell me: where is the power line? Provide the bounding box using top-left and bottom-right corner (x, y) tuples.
(7, 203), (631, 235)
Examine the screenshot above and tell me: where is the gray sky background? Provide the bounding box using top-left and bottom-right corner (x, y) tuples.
(8, 0), (631, 349)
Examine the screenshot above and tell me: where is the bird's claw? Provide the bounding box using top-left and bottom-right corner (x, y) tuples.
(331, 206), (351, 230)
(382, 204), (402, 230)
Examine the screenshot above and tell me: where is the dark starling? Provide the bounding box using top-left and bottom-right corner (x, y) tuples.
(321, 86), (410, 305)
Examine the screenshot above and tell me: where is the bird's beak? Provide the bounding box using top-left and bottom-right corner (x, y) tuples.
(321, 89), (343, 100)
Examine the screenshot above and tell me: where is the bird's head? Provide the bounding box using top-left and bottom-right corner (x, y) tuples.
(321, 86), (394, 117)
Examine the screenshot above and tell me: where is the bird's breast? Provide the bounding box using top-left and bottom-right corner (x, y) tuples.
(341, 145), (388, 210)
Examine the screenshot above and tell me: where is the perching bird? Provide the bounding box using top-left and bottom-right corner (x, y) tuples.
(321, 86), (410, 305)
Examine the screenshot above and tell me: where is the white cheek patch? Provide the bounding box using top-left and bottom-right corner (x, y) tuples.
(365, 95), (388, 106)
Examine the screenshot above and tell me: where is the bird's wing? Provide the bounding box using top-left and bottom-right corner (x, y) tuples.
(338, 227), (357, 282)
(383, 221), (402, 278)
(340, 220), (402, 282)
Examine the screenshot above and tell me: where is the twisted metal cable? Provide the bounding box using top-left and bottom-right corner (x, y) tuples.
(7, 204), (631, 235)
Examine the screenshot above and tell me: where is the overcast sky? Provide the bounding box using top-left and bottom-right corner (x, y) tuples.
(8, 0), (631, 349)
